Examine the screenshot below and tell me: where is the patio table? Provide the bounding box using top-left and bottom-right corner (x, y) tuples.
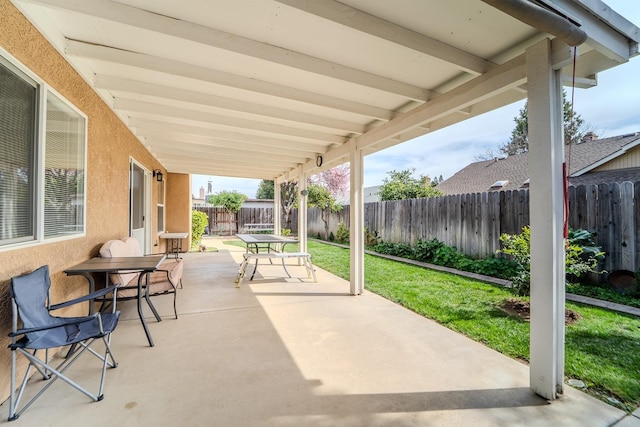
(65, 255), (166, 347)
(235, 234), (299, 280)
(160, 232), (188, 260)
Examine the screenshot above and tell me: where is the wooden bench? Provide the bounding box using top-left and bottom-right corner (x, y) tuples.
(235, 252), (317, 286)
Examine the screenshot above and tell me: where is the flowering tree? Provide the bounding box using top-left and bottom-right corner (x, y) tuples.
(307, 183), (342, 240)
(309, 164), (349, 201)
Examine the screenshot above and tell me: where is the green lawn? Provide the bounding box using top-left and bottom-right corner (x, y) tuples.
(223, 238), (640, 411)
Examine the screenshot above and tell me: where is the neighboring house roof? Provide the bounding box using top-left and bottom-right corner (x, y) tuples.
(437, 132), (640, 195)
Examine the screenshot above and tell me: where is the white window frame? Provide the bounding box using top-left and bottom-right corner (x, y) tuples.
(0, 48), (87, 252)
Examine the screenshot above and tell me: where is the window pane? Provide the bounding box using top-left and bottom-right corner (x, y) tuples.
(0, 61), (37, 245)
(157, 179), (165, 204)
(131, 163), (144, 230)
(157, 205), (164, 233)
(44, 91), (85, 238)
(157, 179), (164, 233)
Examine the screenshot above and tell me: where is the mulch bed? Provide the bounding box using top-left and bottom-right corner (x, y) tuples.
(500, 298), (581, 324)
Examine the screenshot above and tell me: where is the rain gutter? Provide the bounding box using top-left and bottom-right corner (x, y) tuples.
(482, 0), (588, 46)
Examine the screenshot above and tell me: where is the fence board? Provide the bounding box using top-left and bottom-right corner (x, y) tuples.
(620, 181), (636, 272)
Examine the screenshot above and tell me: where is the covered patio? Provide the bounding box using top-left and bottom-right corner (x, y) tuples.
(2, 0), (640, 419)
(1, 239), (637, 426)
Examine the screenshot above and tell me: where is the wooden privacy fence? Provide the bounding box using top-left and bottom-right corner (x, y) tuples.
(193, 205), (274, 234)
(195, 182), (639, 274)
(301, 181), (640, 275)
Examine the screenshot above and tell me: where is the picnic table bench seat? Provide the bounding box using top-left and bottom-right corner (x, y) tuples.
(235, 251), (317, 286)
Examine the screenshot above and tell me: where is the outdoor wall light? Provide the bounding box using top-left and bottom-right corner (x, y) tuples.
(153, 169), (163, 182)
(300, 189), (308, 196)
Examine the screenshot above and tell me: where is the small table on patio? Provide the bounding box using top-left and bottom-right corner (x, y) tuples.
(65, 255), (167, 347)
(235, 234), (299, 281)
(159, 232), (188, 260)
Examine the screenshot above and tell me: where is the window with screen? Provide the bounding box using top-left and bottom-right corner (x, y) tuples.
(0, 53), (86, 249)
(44, 92), (86, 238)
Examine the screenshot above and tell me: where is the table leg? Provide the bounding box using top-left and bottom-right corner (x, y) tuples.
(250, 258), (259, 280)
(281, 260), (292, 278)
(137, 272), (155, 347)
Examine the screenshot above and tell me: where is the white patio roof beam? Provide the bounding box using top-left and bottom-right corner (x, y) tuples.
(30, 0), (430, 101)
(65, 40), (393, 120)
(130, 121), (330, 154)
(355, 54), (527, 151)
(115, 98), (358, 138)
(95, 75), (366, 134)
(145, 137), (315, 161)
(152, 150), (301, 167)
(276, 0), (495, 76)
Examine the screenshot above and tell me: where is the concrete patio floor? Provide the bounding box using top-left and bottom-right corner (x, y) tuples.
(2, 236), (639, 426)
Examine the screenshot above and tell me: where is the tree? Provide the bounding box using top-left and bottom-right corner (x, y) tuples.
(306, 183), (342, 240)
(309, 164), (349, 200)
(500, 91), (587, 156)
(280, 181), (298, 232)
(379, 169), (443, 201)
(474, 146), (503, 162)
(431, 174), (444, 187)
(255, 180), (274, 199)
(208, 190), (247, 235)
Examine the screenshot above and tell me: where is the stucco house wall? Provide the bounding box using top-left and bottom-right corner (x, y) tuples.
(0, 0), (189, 402)
(166, 173), (193, 251)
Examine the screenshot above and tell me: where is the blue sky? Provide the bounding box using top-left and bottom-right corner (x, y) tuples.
(192, 1), (640, 198)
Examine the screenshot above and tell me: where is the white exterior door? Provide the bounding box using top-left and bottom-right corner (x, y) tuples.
(130, 160), (151, 254)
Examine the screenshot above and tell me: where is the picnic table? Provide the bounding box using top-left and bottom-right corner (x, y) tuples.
(234, 234), (316, 285)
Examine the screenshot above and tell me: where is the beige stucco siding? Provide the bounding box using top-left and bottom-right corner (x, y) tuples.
(0, 0), (189, 402)
(166, 173), (194, 251)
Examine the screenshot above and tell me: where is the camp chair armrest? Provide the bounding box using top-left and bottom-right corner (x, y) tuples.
(8, 314), (98, 337)
(49, 286), (118, 311)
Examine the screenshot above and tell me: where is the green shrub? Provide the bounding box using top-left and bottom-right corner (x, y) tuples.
(566, 228), (605, 281)
(433, 245), (466, 268)
(370, 237), (518, 282)
(499, 226), (606, 296)
(473, 256), (519, 279)
(364, 227), (381, 246)
(191, 210), (208, 247)
(412, 239), (445, 262)
(281, 228), (291, 236)
(373, 242), (413, 258)
(498, 227), (531, 295)
(335, 221), (349, 243)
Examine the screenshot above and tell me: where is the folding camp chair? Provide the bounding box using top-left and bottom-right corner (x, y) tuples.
(8, 265), (120, 421)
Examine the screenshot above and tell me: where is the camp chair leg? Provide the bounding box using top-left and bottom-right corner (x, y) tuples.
(10, 344), (104, 421)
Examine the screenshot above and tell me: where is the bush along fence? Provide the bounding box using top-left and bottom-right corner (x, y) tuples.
(300, 181), (640, 278)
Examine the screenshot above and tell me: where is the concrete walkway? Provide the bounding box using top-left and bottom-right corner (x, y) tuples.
(2, 236), (638, 426)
